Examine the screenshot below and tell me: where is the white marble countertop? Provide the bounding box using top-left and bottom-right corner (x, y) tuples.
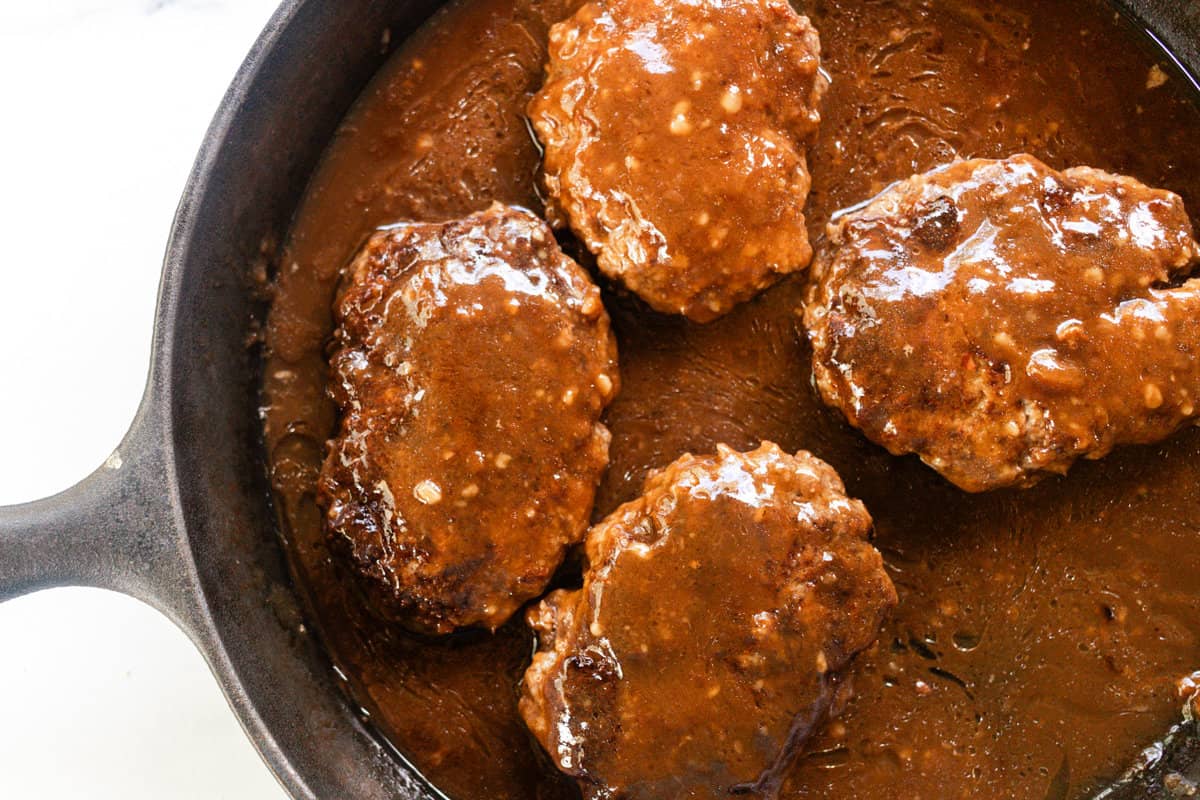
(0, 2), (290, 797)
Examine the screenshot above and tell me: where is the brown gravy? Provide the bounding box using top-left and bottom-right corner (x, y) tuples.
(262, 1), (1200, 797)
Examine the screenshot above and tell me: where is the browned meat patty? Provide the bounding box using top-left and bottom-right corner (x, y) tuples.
(519, 443), (896, 798)
(317, 204), (619, 634)
(529, 0), (827, 323)
(805, 155), (1200, 492)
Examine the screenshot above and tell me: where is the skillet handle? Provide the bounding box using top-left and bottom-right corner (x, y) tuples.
(0, 393), (200, 632)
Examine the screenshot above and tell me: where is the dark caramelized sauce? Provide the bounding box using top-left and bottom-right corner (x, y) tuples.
(262, 1), (1200, 797)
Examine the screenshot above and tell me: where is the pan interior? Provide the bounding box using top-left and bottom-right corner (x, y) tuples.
(259, 0), (1200, 797)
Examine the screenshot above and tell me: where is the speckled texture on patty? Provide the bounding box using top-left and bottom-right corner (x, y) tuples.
(805, 155), (1200, 491)
(318, 204), (619, 633)
(520, 443), (896, 798)
(530, 0), (827, 322)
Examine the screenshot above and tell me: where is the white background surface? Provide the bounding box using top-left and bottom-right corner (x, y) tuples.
(0, 1), (291, 797)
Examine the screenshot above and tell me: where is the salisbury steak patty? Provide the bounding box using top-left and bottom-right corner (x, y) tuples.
(529, 0), (827, 322)
(317, 204), (619, 634)
(520, 443), (896, 799)
(805, 155), (1200, 492)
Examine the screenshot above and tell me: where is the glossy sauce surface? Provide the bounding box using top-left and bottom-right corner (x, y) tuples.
(262, 0), (1200, 797)
(520, 443), (897, 799)
(318, 205), (618, 634)
(531, 0), (825, 321)
(805, 155), (1200, 492)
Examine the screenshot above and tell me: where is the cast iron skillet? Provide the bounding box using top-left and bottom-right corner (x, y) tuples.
(1, 1), (1199, 798)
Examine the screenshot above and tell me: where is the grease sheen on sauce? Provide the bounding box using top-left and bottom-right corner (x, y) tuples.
(262, 0), (1200, 797)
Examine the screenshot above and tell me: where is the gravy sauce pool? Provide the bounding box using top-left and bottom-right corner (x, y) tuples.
(262, 1), (1200, 797)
